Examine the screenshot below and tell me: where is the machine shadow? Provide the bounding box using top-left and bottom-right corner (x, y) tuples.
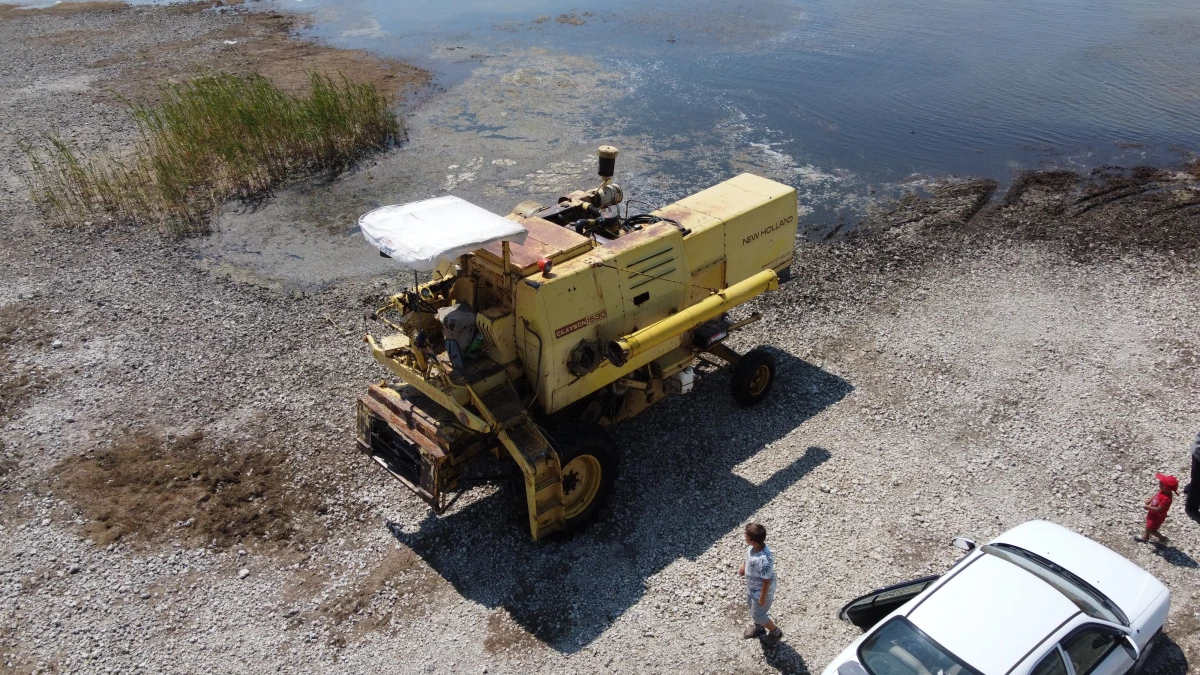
(385, 349), (852, 653)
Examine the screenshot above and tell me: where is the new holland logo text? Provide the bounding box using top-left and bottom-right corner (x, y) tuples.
(742, 215), (794, 246)
(555, 309), (607, 339)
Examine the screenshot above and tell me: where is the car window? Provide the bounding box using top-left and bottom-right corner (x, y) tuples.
(840, 576), (940, 630)
(859, 617), (981, 675)
(1062, 629), (1119, 675)
(1029, 648), (1069, 675)
(981, 544), (1126, 625)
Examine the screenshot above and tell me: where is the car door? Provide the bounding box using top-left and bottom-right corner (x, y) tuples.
(1059, 625), (1136, 675)
(1029, 646), (1071, 675)
(837, 575), (939, 630)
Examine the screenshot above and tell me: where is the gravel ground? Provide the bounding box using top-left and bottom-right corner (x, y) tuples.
(2, 4), (1200, 675)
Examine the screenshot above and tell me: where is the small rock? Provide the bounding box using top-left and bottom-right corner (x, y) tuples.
(51, 340), (63, 349)
(238, 568), (250, 579)
(67, 564), (80, 574)
(40, 518), (51, 526)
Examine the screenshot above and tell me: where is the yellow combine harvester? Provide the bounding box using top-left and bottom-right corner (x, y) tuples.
(355, 147), (798, 540)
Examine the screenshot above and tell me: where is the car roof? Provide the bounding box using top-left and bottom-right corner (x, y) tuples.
(907, 553), (1078, 674)
(990, 520), (1160, 620)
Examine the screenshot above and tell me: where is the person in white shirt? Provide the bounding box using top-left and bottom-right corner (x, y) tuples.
(737, 522), (783, 643)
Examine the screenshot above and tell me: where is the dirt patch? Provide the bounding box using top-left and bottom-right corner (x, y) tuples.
(484, 609), (544, 654)
(82, 4), (429, 101)
(0, 302), (53, 423)
(50, 430), (326, 552)
(4, 2), (429, 102)
(312, 546), (447, 644)
(0, 368), (50, 423)
(0, 301), (49, 351)
(0, 1), (124, 20)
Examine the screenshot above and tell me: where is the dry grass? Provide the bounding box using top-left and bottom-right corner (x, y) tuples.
(52, 430), (325, 550)
(23, 71), (400, 235)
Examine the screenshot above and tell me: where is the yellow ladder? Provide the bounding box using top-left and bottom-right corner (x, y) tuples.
(469, 377), (565, 540)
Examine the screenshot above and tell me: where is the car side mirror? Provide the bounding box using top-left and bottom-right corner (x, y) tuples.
(951, 537), (976, 552)
(1121, 634), (1140, 660)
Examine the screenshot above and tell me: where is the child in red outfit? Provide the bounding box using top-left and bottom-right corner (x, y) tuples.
(1137, 473), (1179, 543)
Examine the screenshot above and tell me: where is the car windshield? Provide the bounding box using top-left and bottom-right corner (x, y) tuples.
(859, 617), (981, 675)
(982, 543), (1127, 626)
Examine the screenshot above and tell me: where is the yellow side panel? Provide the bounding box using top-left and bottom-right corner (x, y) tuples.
(652, 203), (723, 275)
(522, 222), (693, 414)
(725, 172), (797, 200)
(526, 263), (607, 408)
(476, 308), (517, 365)
(722, 188), (797, 284)
(658, 172), (799, 288)
(515, 279), (544, 394)
(687, 260), (725, 306)
(607, 224), (687, 334)
(591, 262), (627, 344)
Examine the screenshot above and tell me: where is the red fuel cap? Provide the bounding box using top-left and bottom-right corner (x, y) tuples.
(537, 257), (553, 276)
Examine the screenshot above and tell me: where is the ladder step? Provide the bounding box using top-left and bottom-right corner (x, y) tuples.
(534, 473), (560, 494)
(504, 421), (551, 463)
(479, 379), (524, 427)
(535, 496), (563, 517)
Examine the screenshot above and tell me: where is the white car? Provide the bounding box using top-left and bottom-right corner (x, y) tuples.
(823, 520), (1170, 675)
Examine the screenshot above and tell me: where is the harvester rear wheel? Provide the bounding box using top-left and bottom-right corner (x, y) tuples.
(550, 423), (619, 534)
(731, 347), (776, 406)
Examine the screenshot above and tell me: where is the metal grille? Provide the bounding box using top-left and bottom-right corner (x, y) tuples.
(505, 421), (550, 462)
(479, 380), (523, 427)
(369, 418), (422, 487)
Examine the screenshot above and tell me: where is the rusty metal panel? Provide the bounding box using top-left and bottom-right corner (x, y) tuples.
(479, 216), (593, 273)
(358, 394), (446, 459)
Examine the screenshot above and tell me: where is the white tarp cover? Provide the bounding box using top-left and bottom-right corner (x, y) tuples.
(359, 195), (529, 271)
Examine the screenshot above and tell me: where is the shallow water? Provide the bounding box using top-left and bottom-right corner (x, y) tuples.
(289, 0), (1200, 203)
(82, 0), (1197, 286)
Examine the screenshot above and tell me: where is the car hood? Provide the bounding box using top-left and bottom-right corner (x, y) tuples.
(990, 520), (1167, 623)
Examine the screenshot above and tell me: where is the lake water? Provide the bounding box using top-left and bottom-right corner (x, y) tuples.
(281, 0), (1200, 217)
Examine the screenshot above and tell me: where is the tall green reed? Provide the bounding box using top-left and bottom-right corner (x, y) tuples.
(23, 72), (399, 235)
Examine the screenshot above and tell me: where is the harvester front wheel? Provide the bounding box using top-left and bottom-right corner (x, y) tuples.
(551, 423), (619, 533)
(731, 347), (776, 406)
